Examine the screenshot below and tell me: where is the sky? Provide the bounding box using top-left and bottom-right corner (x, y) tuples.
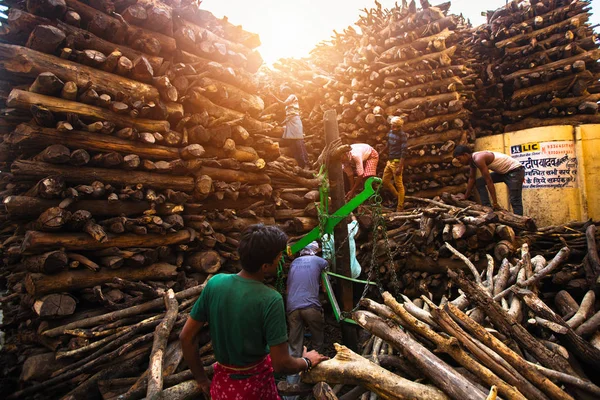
(203, 0), (600, 65)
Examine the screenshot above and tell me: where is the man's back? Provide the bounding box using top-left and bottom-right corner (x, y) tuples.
(286, 255), (328, 313)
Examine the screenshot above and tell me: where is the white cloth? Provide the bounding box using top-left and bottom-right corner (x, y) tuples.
(479, 151), (522, 174)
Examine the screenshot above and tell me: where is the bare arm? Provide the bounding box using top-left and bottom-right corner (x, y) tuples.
(474, 157), (499, 206)
(464, 166), (477, 198)
(270, 342), (328, 374)
(180, 317), (211, 395)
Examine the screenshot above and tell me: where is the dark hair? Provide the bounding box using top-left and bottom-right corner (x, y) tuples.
(238, 224), (288, 273)
(453, 145), (473, 158)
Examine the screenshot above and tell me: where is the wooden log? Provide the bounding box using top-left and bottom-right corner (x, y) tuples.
(20, 353), (70, 382)
(506, 115), (600, 132)
(64, 0), (176, 55)
(448, 270), (579, 378)
(443, 303), (572, 400)
(21, 229), (192, 253)
(186, 251), (221, 274)
(25, 262), (178, 296)
(11, 160), (198, 193)
(303, 342), (449, 400)
(378, 294), (529, 400)
(515, 288), (600, 368)
(495, 13), (590, 49)
(192, 77), (264, 115)
(23, 250), (68, 273)
(0, 44), (159, 101)
(7, 123), (181, 161)
(185, 91), (273, 133)
(3, 196), (166, 218)
(147, 289), (178, 398)
(29, 72), (64, 96)
(7, 90), (169, 133)
(42, 279), (209, 337)
(353, 310), (485, 399)
(195, 165), (270, 184)
(33, 293), (77, 318)
(503, 50), (600, 82)
(378, 46), (457, 75)
(26, 24), (66, 53)
(510, 71), (596, 102)
(386, 92), (460, 115)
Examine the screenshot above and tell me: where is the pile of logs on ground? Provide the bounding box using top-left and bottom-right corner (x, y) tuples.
(465, 0), (600, 136)
(276, 225), (600, 400)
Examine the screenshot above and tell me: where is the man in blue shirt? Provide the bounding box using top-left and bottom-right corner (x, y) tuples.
(286, 241), (328, 357)
(382, 116), (408, 211)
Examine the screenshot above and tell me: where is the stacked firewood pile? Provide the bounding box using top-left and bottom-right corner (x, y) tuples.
(275, 220), (600, 399)
(464, 0), (600, 136)
(0, 0), (324, 397)
(351, 194), (537, 300)
(257, 0), (477, 200)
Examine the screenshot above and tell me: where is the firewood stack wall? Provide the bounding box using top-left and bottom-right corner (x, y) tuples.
(0, 0), (324, 396)
(258, 0), (477, 200)
(465, 0), (600, 136)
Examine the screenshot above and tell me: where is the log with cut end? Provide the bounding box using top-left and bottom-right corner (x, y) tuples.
(33, 293), (77, 318)
(186, 91), (273, 133)
(23, 250), (68, 273)
(7, 90), (169, 133)
(353, 310), (487, 399)
(8, 124), (184, 160)
(0, 44), (160, 102)
(186, 251), (221, 274)
(192, 77), (264, 115)
(21, 229), (193, 253)
(302, 342), (450, 400)
(25, 262), (178, 296)
(65, 0), (176, 55)
(12, 159), (198, 193)
(503, 50), (600, 83)
(146, 289), (178, 398)
(2, 196), (175, 218)
(26, 24), (66, 54)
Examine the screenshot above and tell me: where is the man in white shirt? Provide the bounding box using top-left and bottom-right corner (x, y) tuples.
(453, 145), (525, 215)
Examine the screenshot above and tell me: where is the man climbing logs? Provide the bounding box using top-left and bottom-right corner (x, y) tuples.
(342, 143), (379, 201)
(453, 145), (526, 215)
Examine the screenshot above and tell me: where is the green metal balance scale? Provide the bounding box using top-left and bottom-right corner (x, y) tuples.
(278, 176), (382, 325)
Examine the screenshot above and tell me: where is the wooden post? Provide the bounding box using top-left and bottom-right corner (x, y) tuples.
(323, 110), (357, 351)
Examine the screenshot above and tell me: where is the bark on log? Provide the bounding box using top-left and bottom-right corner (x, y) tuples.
(7, 90), (169, 133)
(12, 160), (197, 193)
(3, 196), (172, 218)
(302, 342), (450, 400)
(42, 279), (209, 337)
(353, 310), (488, 400)
(25, 262), (178, 296)
(0, 44), (159, 101)
(33, 293), (77, 318)
(21, 229), (193, 253)
(448, 269), (579, 378)
(8, 123), (181, 160)
(65, 0), (176, 55)
(147, 289), (178, 398)
(186, 91), (273, 133)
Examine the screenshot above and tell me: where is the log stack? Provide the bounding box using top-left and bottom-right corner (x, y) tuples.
(258, 0), (476, 200)
(465, 0), (600, 135)
(0, 0), (321, 397)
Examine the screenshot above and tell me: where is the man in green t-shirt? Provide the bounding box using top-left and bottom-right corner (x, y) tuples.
(180, 224), (328, 400)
